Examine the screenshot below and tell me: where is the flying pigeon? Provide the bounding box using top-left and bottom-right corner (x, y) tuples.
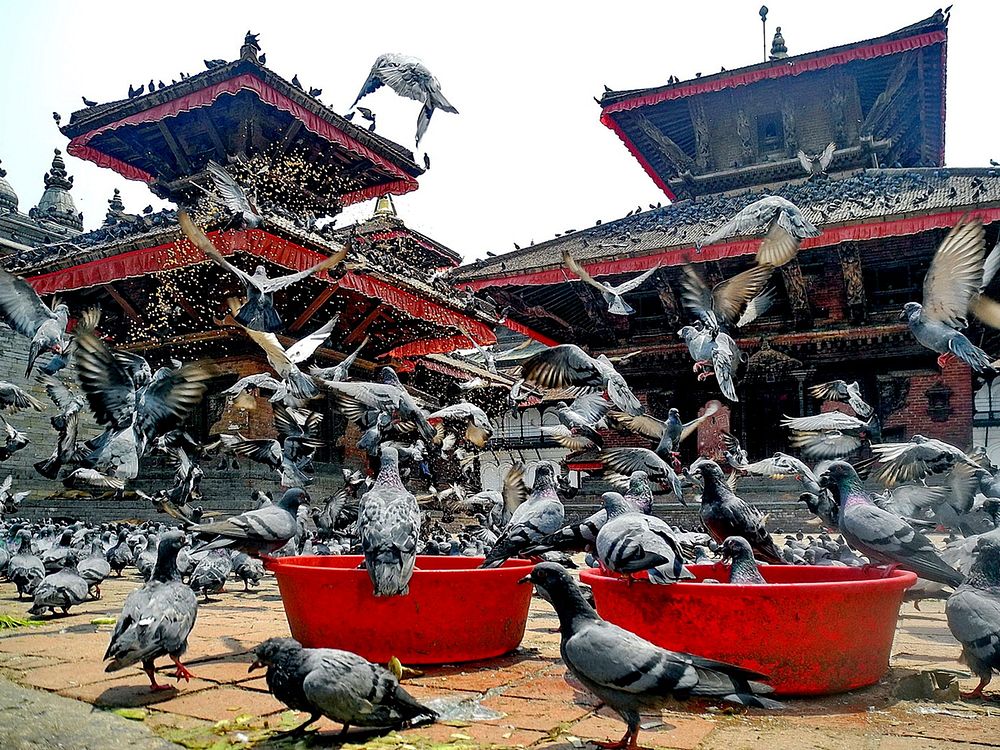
(249, 637), (435, 738)
(179, 211), (346, 332)
(611, 403), (720, 459)
(352, 53), (458, 145)
(521, 344), (643, 416)
(808, 380), (873, 418)
(562, 250), (659, 316)
(482, 463), (565, 568)
(601, 447), (685, 502)
(521, 563), (780, 749)
(946, 537), (1000, 699)
(870, 435), (981, 486)
(595, 492), (691, 584)
(104, 530), (199, 691)
(222, 372), (290, 409)
(697, 196), (819, 267)
(902, 218), (993, 371)
(308, 336), (369, 383)
(797, 142), (836, 177)
(720, 536), (766, 584)
(427, 402), (493, 448)
(782, 411), (879, 460)
(189, 487), (308, 556)
(34, 374), (85, 479)
(0, 269), (70, 376)
(0, 381), (42, 412)
(680, 263), (774, 331)
(819, 461), (964, 586)
(552, 394), (611, 449)
(689, 459), (783, 564)
(678, 325), (740, 402)
(222, 406), (324, 487)
(0, 415), (29, 461)
(203, 161), (263, 228)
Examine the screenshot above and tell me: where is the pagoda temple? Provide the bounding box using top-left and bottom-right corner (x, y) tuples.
(0, 34), (499, 518)
(456, 11), (1000, 519)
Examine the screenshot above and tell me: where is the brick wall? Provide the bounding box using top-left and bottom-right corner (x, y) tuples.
(883, 359), (973, 446)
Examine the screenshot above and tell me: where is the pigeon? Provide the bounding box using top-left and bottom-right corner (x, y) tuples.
(808, 380), (873, 418)
(601, 447), (685, 502)
(308, 336), (369, 383)
(552, 394), (611, 449)
(680, 264), (773, 331)
(104, 530), (199, 691)
(74, 332), (213, 480)
(521, 563), (781, 749)
(203, 161), (263, 227)
(82, 96), (98, 106)
(689, 460), (783, 564)
(0, 269), (71, 376)
(223, 372), (289, 410)
(482, 463), (565, 568)
(8, 530), (44, 599)
(0, 381), (41, 412)
(249, 637), (435, 737)
(134, 535), (159, 581)
(677, 325), (740, 401)
(222, 406), (324, 487)
(796, 142), (836, 177)
(819, 461), (964, 586)
(128, 83), (144, 98)
(720, 536), (766, 584)
(870, 435), (981, 486)
(77, 536), (112, 599)
(946, 537), (1000, 699)
(356, 446), (420, 597)
(189, 487), (308, 556)
(34, 375), (86, 479)
(180, 211), (346, 332)
(562, 250), (659, 316)
(62, 467), (124, 490)
(522, 345), (643, 416)
(232, 552), (265, 590)
(29, 551), (89, 616)
(782, 412), (879, 460)
(427, 402), (493, 447)
(42, 529), (76, 573)
(352, 53), (458, 145)
(696, 196), (819, 267)
(189, 549), (233, 601)
(901, 218), (993, 371)
(595, 492), (691, 584)
(738, 452), (822, 495)
(611, 403), (720, 459)
(106, 530), (135, 576)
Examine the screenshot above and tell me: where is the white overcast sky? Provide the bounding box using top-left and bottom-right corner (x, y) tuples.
(0, 2), (995, 261)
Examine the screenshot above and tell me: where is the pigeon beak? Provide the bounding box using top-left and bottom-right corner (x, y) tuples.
(248, 659), (264, 673)
(517, 574), (533, 585)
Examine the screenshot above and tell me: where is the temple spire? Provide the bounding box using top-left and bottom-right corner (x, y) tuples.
(30, 149), (83, 230)
(105, 188), (126, 224)
(0, 158), (18, 213)
(769, 26), (788, 60)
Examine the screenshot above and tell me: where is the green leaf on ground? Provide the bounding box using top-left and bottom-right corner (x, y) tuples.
(112, 707), (148, 721)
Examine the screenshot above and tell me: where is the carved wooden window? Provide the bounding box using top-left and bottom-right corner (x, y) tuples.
(863, 263), (925, 309)
(756, 112), (785, 155)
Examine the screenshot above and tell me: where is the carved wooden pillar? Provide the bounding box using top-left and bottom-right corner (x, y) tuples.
(653, 271), (681, 329)
(780, 259), (812, 327)
(689, 100), (711, 171)
(838, 244), (867, 323)
(736, 108), (754, 165)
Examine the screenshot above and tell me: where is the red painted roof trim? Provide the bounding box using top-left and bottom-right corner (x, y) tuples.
(566, 461), (603, 472)
(66, 73), (419, 207)
(502, 318), (561, 347)
(27, 228), (494, 342)
(460, 207), (1000, 290)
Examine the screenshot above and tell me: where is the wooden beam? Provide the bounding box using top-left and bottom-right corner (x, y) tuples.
(633, 114), (694, 174)
(102, 283), (145, 324)
(157, 121), (192, 173)
(122, 328), (235, 352)
(279, 120), (303, 153)
(196, 109), (228, 161)
(860, 52), (915, 137)
(174, 295), (201, 322)
(345, 304), (384, 345)
(289, 285), (338, 333)
(571, 283), (616, 343)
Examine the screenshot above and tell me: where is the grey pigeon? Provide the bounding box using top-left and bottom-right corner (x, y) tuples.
(41, 529), (75, 573)
(820, 461), (964, 586)
(721, 431), (749, 469)
(562, 249), (659, 316)
(0, 381), (42, 412)
(612, 403), (719, 460)
(106, 530), (135, 576)
(222, 372), (289, 410)
(205, 161), (263, 228)
(690, 460), (783, 564)
(680, 263), (773, 331)
(797, 142), (836, 177)
(34, 374), (85, 479)
(222, 406), (324, 487)
(782, 411), (878, 460)
(808, 380), (873, 419)
(180, 211), (345, 332)
(77, 536), (111, 599)
(104, 530), (199, 691)
(308, 336), (369, 383)
(189, 487), (308, 556)
(8, 530), (44, 599)
(720, 536), (766, 584)
(521, 563), (781, 749)
(189, 549), (233, 601)
(29, 551), (89, 616)
(357, 445), (421, 596)
(551, 394), (611, 449)
(902, 218), (993, 371)
(0, 414), (29, 461)
(870, 435), (981, 486)
(482, 463), (565, 568)
(0, 268), (70, 376)
(521, 344), (643, 416)
(696, 196), (819, 267)
(678, 325), (740, 401)
(249, 637), (435, 738)
(601, 447), (685, 503)
(739, 452), (822, 495)
(427, 402), (493, 448)
(352, 53), (458, 145)
(232, 552), (265, 590)
(135, 535), (159, 581)
(595, 492), (691, 584)
(946, 537), (1000, 699)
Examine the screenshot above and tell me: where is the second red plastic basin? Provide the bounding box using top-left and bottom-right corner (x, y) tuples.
(265, 555), (534, 665)
(580, 563), (917, 696)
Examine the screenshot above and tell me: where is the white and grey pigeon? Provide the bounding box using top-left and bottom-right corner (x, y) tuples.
(870, 435), (981, 486)
(782, 411), (879, 460)
(249, 637), (435, 738)
(221, 406), (324, 487)
(28, 550), (89, 616)
(104, 530), (199, 691)
(0, 381), (42, 412)
(521, 562), (781, 749)
(562, 249), (659, 316)
(189, 487), (309, 556)
(901, 218), (994, 371)
(677, 325), (740, 402)
(796, 142), (836, 177)
(595, 492), (691, 585)
(696, 195), (819, 267)
(945, 537), (1000, 699)
(482, 463), (565, 568)
(308, 336), (369, 383)
(352, 53), (458, 145)
(357, 445), (421, 597)
(601, 447), (685, 503)
(179, 211), (346, 332)
(222, 372), (290, 410)
(34, 374), (86, 479)
(679, 263), (773, 331)
(0, 268), (70, 376)
(427, 401), (493, 448)
(808, 380), (873, 418)
(205, 160), (262, 228)
(521, 344), (643, 416)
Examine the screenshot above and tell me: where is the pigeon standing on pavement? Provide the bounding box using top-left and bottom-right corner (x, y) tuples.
(720, 536), (767, 584)
(595, 492), (691, 584)
(521, 563), (780, 749)
(189, 487), (309, 556)
(29, 550), (89, 616)
(690, 460), (784, 564)
(104, 530), (199, 691)
(357, 445), (421, 597)
(946, 537), (1000, 699)
(819, 461), (964, 586)
(482, 463), (565, 568)
(9, 529), (44, 599)
(249, 637), (436, 738)
(77, 535), (112, 599)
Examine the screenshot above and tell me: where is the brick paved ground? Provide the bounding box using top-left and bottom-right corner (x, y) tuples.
(1, 567), (999, 749)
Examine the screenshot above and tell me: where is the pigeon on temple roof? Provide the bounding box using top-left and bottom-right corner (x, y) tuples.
(352, 54), (458, 145)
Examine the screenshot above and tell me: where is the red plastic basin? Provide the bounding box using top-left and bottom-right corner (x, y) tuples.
(265, 555), (534, 665)
(580, 563), (917, 696)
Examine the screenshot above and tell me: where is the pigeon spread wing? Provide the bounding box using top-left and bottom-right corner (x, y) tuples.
(922, 219), (986, 327)
(206, 162), (257, 220)
(0, 269), (56, 338)
(136, 363), (214, 446)
(610, 411), (666, 440)
(286, 318), (338, 364)
(709, 265), (773, 326)
(74, 332), (137, 429)
(259, 248), (348, 293)
(521, 345), (602, 390)
(178, 211), (254, 286)
(563, 249), (611, 295)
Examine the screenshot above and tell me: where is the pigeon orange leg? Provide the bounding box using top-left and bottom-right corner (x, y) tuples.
(961, 676), (990, 700)
(170, 656), (194, 682)
(144, 664), (173, 692)
(937, 353), (957, 369)
(594, 728), (633, 750)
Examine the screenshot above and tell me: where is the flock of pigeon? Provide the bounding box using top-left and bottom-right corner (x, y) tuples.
(2, 154), (1000, 745)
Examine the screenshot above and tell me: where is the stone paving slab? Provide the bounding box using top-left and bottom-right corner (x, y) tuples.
(2, 567), (1000, 749)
